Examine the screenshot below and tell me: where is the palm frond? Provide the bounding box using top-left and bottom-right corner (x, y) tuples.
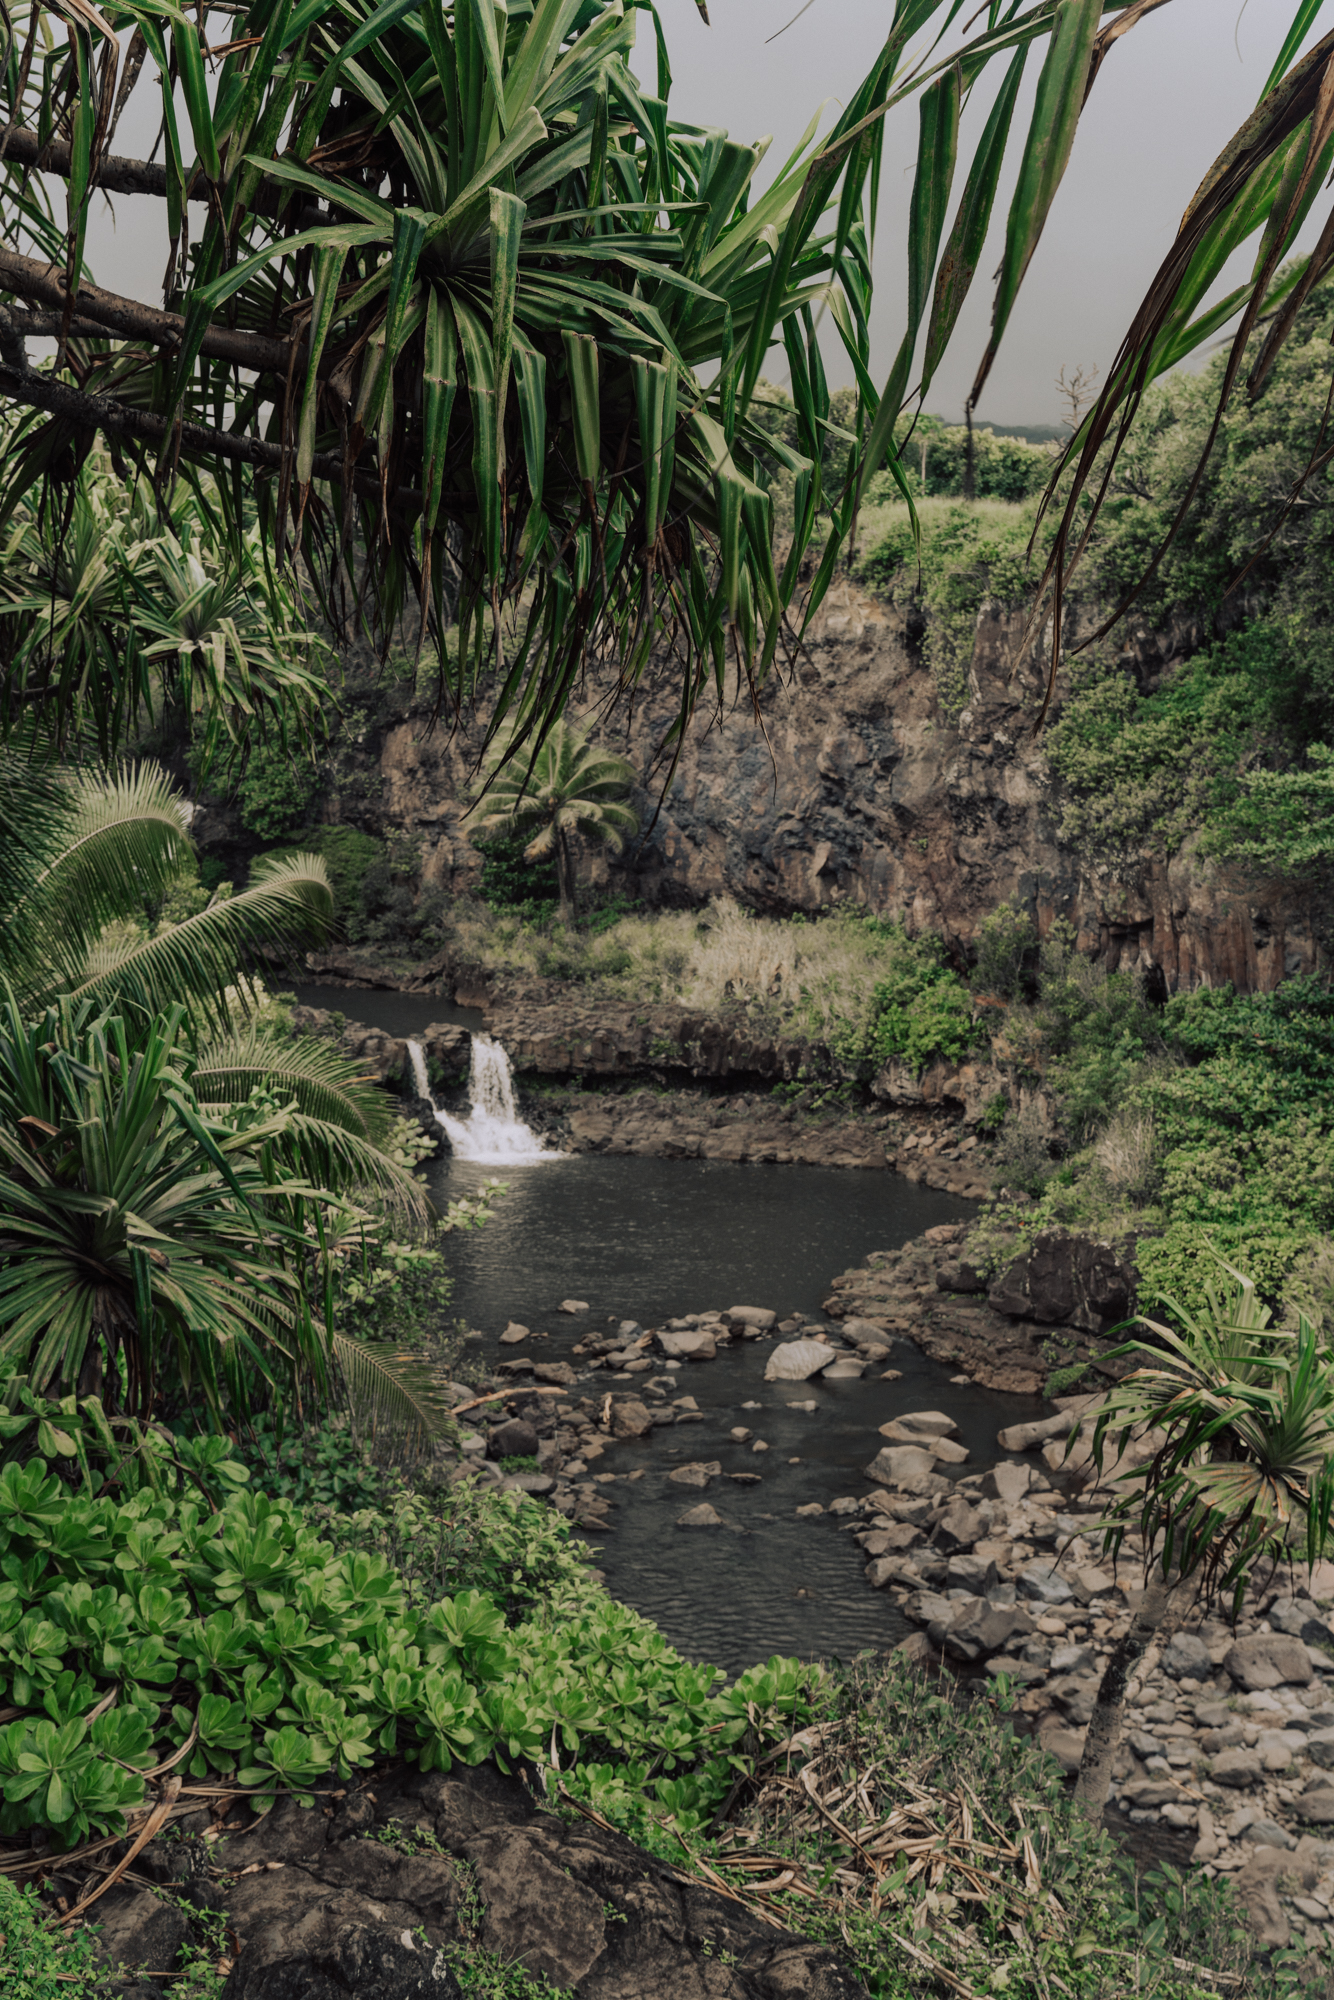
(27, 763), (192, 991)
(192, 1030), (431, 1220)
(64, 855), (335, 1032)
(331, 1331), (451, 1463)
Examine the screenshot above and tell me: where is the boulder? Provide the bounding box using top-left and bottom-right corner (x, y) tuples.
(1306, 1729), (1334, 1768)
(935, 1258), (988, 1294)
(1232, 1837), (1323, 1946)
(1211, 1748), (1264, 1788)
(1161, 1632), (1213, 1681)
(676, 1503), (725, 1528)
(608, 1398), (654, 1439)
(946, 1553), (999, 1595)
(931, 1498), (985, 1554)
(764, 1340), (832, 1382)
(982, 1462), (1031, 1504)
(987, 1228), (1134, 1334)
(667, 1461), (722, 1488)
(499, 1322), (531, 1345)
(865, 1445), (937, 1486)
(938, 1599), (1034, 1663)
(531, 1362), (576, 1387)
(1225, 1633), (1314, 1691)
(1296, 1787), (1334, 1824)
(486, 1419), (539, 1460)
(1016, 1561), (1074, 1606)
(930, 1436), (970, 1464)
(881, 1410), (959, 1439)
(1037, 1719), (1087, 1774)
(656, 1330), (717, 1361)
(728, 1306), (778, 1330)
(842, 1317), (893, 1343)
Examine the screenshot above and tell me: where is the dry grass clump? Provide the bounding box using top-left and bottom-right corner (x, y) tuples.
(447, 894), (920, 1038)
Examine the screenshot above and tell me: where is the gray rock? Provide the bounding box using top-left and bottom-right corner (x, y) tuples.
(931, 1497), (985, 1554)
(557, 1299), (589, 1313)
(996, 1410), (1076, 1454)
(1307, 1730), (1334, 1768)
(1297, 1789), (1334, 1824)
(676, 1503), (725, 1528)
(728, 1306), (777, 1330)
(930, 1436), (970, 1464)
(1050, 1644), (1096, 1676)
(935, 1258), (988, 1295)
(821, 1358), (866, 1379)
(487, 1419), (539, 1460)
(1017, 1561), (1075, 1606)
(1225, 1633), (1314, 1691)
(938, 1598), (1035, 1663)
(865, 1445), (937, 1486)
(656, 1330), (717, 1361)
(843, 1316), (893, 1343)
(502, 1472), (553, 1494)
(1243, 1819), (1298, 1850)
(764, 1340), (831, 1382)
(1128, 1731), (1165, 1760)
(946, 1552), (999, 1595)
(1211, 1748), (1264, 1788)
(881, 1410), (959, 1439)
(982, 1462), (1031, 1505)
(1254, 1728), (1306, 1770)
(904, 1590), (956, 1628)
(499, 1322), (531, 1345)
(1037, 1720), (1087, 1774)
(1162, 1632), (1213, 1681)
(667, 1461), (722, 1488)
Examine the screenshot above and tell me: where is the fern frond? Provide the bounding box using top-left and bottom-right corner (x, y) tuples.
(332, 1332), (451, 1463)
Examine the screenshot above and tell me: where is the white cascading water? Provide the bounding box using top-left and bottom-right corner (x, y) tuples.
(407, 1035), (559, 1164)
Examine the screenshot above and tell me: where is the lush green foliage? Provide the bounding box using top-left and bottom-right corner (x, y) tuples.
(831, 924), (982, 1075)
(0, 1873), (105, 1999)
(0, 1435), (819, 1852)
(472, 724), (638, 923)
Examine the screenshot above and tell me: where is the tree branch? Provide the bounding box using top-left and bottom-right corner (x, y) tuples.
(0, 126), (327, 229)
(0, 343), (428, 517)
(0, 246), (293, 373)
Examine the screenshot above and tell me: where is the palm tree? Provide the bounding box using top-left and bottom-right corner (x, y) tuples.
(472, 724), (639, 926)
(1073, 1257), (1334, 1822)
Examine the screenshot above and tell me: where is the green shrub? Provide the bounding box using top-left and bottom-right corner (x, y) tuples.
(833, 925), (982, 1074)
(0, 1442), (820, 1850)
(237, 737), (324, 841)
(474, 828), (558, 921)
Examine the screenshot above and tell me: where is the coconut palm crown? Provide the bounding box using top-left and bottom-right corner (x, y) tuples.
(472, 722), (638, 922)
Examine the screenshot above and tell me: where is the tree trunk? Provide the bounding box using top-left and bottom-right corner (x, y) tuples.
(1074, 1570), (1187, 1822)
(556, 830), (576, 927)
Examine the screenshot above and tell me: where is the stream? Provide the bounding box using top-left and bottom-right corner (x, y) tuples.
(295, 983), (1038, 1672)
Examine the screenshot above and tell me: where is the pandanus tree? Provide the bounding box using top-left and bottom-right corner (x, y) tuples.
(8, 0), (1334, 768)
(1073, 1259), (1334, 1822)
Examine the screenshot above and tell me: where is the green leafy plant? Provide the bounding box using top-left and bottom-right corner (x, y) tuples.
(472, 724), (638, 927)
(0, 1872), (106, 1999)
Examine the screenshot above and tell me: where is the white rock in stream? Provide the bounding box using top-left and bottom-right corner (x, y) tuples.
(764, 1339), (831, 1381)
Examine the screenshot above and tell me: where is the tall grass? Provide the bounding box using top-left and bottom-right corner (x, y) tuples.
(448, 895), (936, 1040)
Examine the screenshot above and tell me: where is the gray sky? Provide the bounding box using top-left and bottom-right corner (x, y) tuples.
(65, 1), (1329, 427)
(654, 0), (1324, 425)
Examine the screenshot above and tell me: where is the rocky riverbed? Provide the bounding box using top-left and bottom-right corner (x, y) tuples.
(432, 1226), (1334, 1954)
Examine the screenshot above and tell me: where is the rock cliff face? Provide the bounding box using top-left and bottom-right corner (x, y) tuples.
(332, 581), (1319, 993)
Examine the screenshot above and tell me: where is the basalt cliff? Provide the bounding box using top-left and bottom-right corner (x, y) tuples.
(202, 578), (1321, 994)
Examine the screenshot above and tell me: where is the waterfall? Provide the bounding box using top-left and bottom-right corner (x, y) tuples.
(407, 1034), (560, 1164)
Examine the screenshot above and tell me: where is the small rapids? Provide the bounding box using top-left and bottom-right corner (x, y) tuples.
(407, 1034), (561, 1165)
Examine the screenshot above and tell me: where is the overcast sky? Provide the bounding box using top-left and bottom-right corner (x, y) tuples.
(73, 0), (1328, 428)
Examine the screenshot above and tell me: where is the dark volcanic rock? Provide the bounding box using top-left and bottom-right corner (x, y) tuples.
(82, 1762), (865, 2000)
(987, 1229), (1134, 1334)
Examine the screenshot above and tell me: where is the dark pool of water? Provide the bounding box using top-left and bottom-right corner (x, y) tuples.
(434, 1154), (1035, 1674)
(292, 984), (486, 1036)
(313, 984), (1040, 1673)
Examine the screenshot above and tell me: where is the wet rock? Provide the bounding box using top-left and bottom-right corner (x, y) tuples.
(842, 1317), (893, 1343)
(764, 1340), (832, 1382)
(499, 1322), (530, 1345)
(487, 1419), (539, 1460)
(880, 1410), (958, 1439)
(656, 1330), (717, 1361)
(223, 1922), (466, 2000)
(1226, 1634), (1314, 1690)
(94, 1889), (195, 1980)
(532, 1362), (577, 1387)
(987, 1229), (1134, 1334)
(865, 1445), (937, 1487)
(930, 1437), (969, 1464)
(558, 1299), (589, 1313)
(935, 1258), (988, 1294)
(676, 1502), (725, 1529)
(667, 1462), (722, 1488)
(608, 1399), (654, 1439)
(796, 1503), (825, 1519)
(728, 1306), (778, 1330)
